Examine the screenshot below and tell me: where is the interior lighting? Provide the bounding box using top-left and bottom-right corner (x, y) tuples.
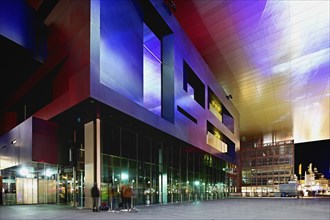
(19, 167), (29, 176)
(214, 131), (221, 139)
(121, 173), (128, 180)
(45, 169), (52, 177)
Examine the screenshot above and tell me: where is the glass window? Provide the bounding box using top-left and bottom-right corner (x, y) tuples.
(121, 129), (137, 160)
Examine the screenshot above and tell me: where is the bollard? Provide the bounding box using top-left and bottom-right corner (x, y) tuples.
(146, 195), (150, 206)
(131, 196), (133, 209)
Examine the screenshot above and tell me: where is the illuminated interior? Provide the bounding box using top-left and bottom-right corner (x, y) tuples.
(208, 88), (235, 133)
(207, 131), (227, 154)
(206, 122), (229, 154)
(209, 99), (222, 122)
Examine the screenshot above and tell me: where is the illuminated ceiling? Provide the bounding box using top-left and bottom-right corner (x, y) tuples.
(174, 0), (329, 143)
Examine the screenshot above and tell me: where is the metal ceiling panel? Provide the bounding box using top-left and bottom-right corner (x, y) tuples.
(175, 0), (329, 143)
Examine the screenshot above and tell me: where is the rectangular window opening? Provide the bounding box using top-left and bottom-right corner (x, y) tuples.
(208, 87), (222, 122)
(143, 23), (161, 116)
(177, 105), (197, 124)
(183, 62), (205, 108)
(208, 87), (234, 133)
(206, 121), (235, 156)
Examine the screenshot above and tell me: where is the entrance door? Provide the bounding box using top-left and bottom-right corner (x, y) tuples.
(58, 167), (81, 206)
(57, 168), (84, 207)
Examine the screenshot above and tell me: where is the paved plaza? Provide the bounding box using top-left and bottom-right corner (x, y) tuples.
(1, 198), (329, 220)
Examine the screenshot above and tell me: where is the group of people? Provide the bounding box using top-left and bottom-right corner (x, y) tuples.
(91, 183), (134, 212)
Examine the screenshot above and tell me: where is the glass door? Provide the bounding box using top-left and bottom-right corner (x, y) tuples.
(58, 167), (78, 206)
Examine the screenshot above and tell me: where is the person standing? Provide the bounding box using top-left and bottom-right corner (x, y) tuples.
(108, 186), (117, 212)
(120, 185), (127, 210)
(91, 183), (100, 212)
(123, 185), (134, 211)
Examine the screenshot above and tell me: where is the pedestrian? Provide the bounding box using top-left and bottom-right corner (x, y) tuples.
(123, 185), (134, 211)
(120, 184), (126, 209)
(91, 182), (100, 212)
(108, 186), (117, 212)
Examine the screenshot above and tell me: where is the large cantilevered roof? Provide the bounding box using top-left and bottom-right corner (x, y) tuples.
(174, 0), (329, 143)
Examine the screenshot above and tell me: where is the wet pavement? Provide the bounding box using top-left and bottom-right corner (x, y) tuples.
(1, 197), (329, 219)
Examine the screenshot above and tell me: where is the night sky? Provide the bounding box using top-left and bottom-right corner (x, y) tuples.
(294, 139), (330, 179)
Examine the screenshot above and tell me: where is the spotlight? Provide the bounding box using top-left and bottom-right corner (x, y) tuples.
(11, 139), (17, 144)
(226, 95), (232, 100)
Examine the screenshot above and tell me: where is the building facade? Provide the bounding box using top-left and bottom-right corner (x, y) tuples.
(299, 163), (330, 196)
(0, 0), (240, 207)
(241, 139), (294, 197)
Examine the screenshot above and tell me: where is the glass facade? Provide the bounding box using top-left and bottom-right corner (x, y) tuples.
(0, 104), (237, 206)
(97, 120), (237, 206)
(241, 140), (294, 197)
(1, 162), (59, 205)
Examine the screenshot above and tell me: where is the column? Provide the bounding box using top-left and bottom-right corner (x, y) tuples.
(84, 119), (101, 209)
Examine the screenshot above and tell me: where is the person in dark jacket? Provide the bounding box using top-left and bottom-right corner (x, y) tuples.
(91, 183), (100, 212)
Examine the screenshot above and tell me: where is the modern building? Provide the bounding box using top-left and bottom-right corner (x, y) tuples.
(240, 139), (294, 197)
(1, 0), (329, 208)
(0, 0), (240, 207)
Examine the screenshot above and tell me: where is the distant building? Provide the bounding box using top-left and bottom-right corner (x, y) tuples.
(299, 163), (329, 195)
(241, 139), (295, 197)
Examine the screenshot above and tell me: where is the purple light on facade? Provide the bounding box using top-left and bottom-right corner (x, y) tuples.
(143, 23), (161, 116)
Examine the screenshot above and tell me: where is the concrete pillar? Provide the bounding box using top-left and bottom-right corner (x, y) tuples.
(84, 119), (101, 209)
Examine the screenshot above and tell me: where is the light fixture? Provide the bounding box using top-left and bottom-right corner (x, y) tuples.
(19, 167), (29, 176)
(11, 139), (17, 144)
(226, 94), (232, 100)
(45, 169), (52, 177)
(121, 172), (128, 180)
